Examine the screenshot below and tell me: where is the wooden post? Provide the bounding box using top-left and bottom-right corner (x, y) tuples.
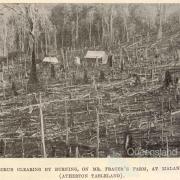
(96, 108), (100, 157)
(126, 100), (130, 114)
(161, 97), (164, 112)
(65, 99), (69, 146)
(36, 37), (39, 60)
(3, 139), (6, 157)
(54, 27), (57, 55)
(45, 29), (48, 55)
(161, 122), (164, 144)
(147, 120), (150, 140)
(12, 56), (14, 67)
(166, 136), (169, 157)
(105, 118), (108, 136)
(151, 68), (154, 86)
(66, 50), (69, 70)
(87, 102), (89, 114)
(61, 48), (65, 68)
(118, 106), (121, 114)
(39, 93), (47, 158)
(170, 115), (173, 126)
(7, 52), (9, 75)
(145, 69), (147, 89)
(69, 146), (72, 157)
(168, 98), (171, 111)
(114, 125), (118, 144)
(2, 62), (5, 99)
(75, 134), (79, 158)
(22, 136), (25, 158)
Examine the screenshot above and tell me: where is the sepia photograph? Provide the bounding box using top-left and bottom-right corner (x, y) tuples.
(0, 3), (180, 158)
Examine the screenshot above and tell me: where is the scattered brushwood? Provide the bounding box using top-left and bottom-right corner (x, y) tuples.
(1, 30), (180, 157)
(1, 73), (180, 157)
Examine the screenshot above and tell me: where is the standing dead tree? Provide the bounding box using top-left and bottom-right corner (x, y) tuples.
(25, 5), (39, 91)
(1, 4), (54, 92)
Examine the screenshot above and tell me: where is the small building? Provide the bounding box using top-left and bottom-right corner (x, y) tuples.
(42, 56), (59, 79)
(84, 51), (108, 66)
(43, 56), (59, 64)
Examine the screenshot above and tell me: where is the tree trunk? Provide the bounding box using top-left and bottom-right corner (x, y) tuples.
(47, 31), (50, 53)
(157, 5), (163, 40)
(41, 39), (43, 56)
(123, 5), (129, 42)
(61, 30), (64, 48)
(97, 22), (100, 44)
(45, 29), (48, 56)
(36, 37), (39, 59)
(54, 27), (57, 54)
(101, 17), (104, 45)
(76, 11), (79, 48)
(71, 26), (74, 49)
(89, 20), (92, 47)
(62, 17), (65, 48)
(28, 41), (38, 91)
(3, 17), (7, 57)
(110, 8), (113, 45)
(123, 16), (129, 42)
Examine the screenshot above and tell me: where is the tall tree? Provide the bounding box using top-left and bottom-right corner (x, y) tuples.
(87, 7), (95, 47)
(157, 4), (163, 40)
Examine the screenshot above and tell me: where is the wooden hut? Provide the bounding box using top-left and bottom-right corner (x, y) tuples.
(42, 56), (59, 79)
(84, 51), (108, 67)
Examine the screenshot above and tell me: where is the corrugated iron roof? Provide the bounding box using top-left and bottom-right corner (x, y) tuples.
(84, 51), (107, 59)
(43, 57), (58, 64)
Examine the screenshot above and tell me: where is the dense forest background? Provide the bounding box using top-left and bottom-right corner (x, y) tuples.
(1, 3), (180, 57)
